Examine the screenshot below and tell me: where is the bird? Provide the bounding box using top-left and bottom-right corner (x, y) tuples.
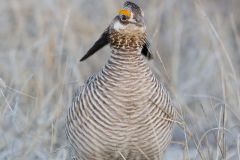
(66, 1), (176, 160)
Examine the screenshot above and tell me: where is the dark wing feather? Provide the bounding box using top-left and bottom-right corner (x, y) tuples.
(80, 28), (109, 61)
(141, 38), (153, 60)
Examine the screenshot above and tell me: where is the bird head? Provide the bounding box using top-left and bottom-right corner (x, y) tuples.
(80, 1), (152, 61)
(112, 1), (146, 33)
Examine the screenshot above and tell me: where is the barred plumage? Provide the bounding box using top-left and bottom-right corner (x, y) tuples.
(66, 1), (175, 160)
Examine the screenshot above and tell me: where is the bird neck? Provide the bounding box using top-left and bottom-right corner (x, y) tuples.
(99, 48), (155, 89)
(111, 48), (142, 57)
(111, 48), (143, 63)
(104, 48), (150, 75)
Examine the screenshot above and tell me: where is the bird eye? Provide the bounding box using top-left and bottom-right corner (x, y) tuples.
(121, 15), (128, 21)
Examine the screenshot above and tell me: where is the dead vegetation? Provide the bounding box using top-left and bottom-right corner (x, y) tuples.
(0, 0), (240, 159)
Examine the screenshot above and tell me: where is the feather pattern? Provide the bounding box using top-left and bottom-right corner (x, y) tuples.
(66, 42), (175, 160)
(67, 1), (175, 159)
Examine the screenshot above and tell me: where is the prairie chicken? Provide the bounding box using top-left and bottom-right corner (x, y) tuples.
(66, 1), (175, 160)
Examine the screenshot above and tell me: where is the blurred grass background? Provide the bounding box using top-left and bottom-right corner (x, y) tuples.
(0, 0), (240, 159)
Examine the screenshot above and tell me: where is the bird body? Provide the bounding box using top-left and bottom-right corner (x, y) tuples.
(66, 1), (175, 159)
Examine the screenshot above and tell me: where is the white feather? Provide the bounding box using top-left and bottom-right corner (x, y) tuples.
(113, 21), (126, 31)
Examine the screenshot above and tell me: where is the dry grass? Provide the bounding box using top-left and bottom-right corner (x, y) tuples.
(0, 0), (240, 159)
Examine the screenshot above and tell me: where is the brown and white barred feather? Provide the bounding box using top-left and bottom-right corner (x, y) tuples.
(66, 35), (175, 159)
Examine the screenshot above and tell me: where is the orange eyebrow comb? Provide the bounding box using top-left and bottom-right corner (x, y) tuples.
(118, 9), (131, 18)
